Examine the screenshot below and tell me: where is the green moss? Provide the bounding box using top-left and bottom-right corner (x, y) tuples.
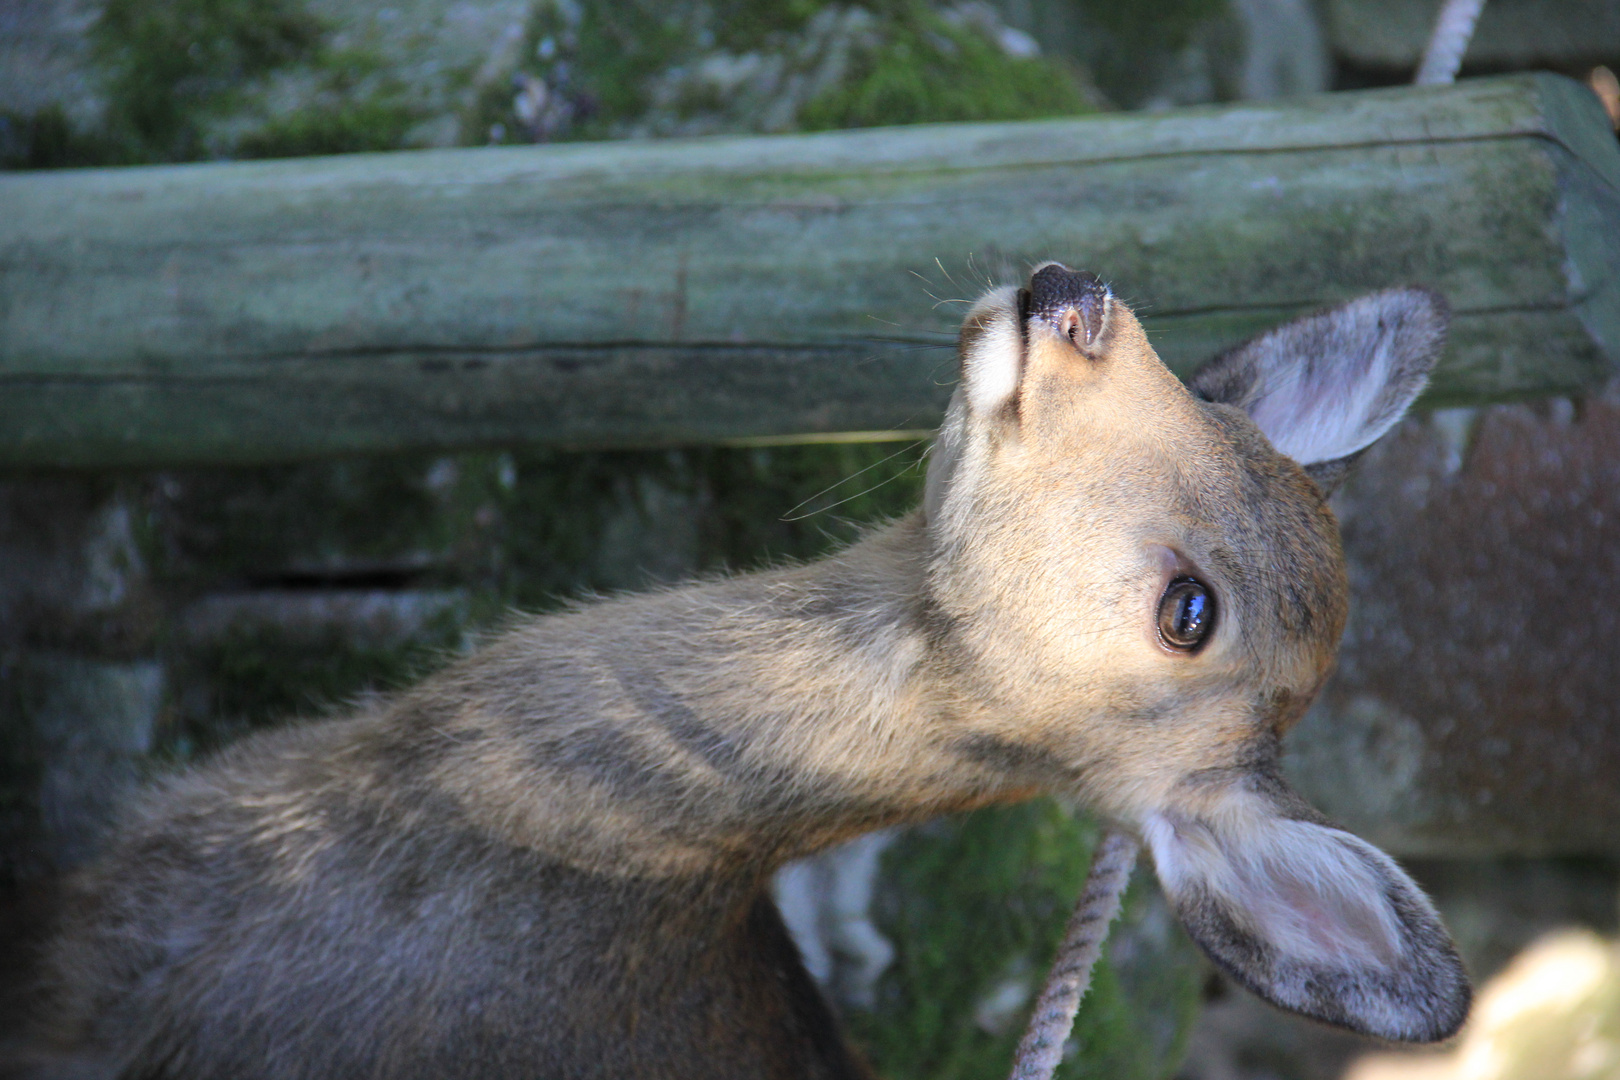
(28, 0), (423, 165)
(799, 9), (1093, 131)
(853, 800), (1202, 1080)
(91, 0), (325, 161)
(704, 0), (827, 51)
(475, 448), (689, 604)
(480, 0), (1094, 144)
(234, 48), (419, 159)
(567, 1), (698, 129)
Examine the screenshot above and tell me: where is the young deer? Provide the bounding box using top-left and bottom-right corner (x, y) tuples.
(19, 265), (1468, 1079)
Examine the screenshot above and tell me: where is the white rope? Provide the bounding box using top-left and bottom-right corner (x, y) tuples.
(1007, 828), (1139, 1080)
(1415, 0), (1487, 85)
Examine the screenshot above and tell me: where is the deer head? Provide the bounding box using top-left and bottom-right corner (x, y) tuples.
(924, 264), (1467, 1042)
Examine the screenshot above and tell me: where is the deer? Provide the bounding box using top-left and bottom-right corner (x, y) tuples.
(14, 264), (1469, 1080)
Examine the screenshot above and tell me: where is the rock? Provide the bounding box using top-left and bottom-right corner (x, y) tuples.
(26, 654), (162, 869)
(0, 477), (154, 653)
(179, 588), (469, 647)
(0, 653), (162, 876)
(1285, 389), (1620, 856)
(1229, 0), (1330, 100)
(0, 478), (161, 879)
(774, 830), (898, 1009)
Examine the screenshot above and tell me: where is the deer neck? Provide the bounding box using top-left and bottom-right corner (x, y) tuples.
(398, 510), (1036, 883)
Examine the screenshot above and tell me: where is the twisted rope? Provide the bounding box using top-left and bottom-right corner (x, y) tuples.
(1007, 827), (1140, 1080)
(1415, 0), (1487, 85)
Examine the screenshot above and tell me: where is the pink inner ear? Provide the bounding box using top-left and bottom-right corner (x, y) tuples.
(1248, 860), (1402, 969)
(1149, 810), (1468, 1041)
(1146, 812), (1406, 972)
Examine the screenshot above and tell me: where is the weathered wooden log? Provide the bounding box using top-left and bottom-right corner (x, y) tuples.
(1, 72), (1616, 467)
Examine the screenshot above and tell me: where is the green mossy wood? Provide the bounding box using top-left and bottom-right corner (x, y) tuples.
(2, 73), (1617, 467)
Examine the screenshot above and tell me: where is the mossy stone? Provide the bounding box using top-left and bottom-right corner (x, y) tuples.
(853, 799), (1202, 1080)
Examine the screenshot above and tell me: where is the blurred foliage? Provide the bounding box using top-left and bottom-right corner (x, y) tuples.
(232, 99), (417, 158)
(796, 8), (1090, 130)
(476, 0), (1098, 142)
(1065, 0), (1230, 107)
(0, 0), (419, 165)
(91, 0), (326, 160)
(233, 66), (419, 158)
(0, 0), (1248, 165)
(0, 106), (124, 169)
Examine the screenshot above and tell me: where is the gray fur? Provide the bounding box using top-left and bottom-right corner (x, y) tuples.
(1147, 796), (1470, 1043)
(1190, 288), (1447, 494)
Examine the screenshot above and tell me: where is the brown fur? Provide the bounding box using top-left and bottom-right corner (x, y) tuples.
(15, 268), (1467, 1079)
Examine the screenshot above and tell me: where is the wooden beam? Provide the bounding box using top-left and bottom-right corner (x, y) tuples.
(2, 73), (1616, 467)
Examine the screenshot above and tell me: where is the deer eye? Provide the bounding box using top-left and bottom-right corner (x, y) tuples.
(1158, 576), (1215, 652)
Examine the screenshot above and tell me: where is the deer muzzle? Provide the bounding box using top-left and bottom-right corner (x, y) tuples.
(1026, 263), (1109, 348)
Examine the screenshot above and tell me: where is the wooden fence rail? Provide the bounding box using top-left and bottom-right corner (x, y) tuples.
(1, 72), (1617, 467)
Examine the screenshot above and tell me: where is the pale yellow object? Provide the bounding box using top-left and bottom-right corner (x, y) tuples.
(1589, 66), (1620, 130)
(1349, 930), (1620, 1080)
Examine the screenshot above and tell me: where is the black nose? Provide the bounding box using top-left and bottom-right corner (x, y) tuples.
(1027, 263), (1108, 346)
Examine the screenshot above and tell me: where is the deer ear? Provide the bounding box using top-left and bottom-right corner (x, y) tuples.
(1188, 288), (1447, 494)
(1144, 801), (1470, 1043)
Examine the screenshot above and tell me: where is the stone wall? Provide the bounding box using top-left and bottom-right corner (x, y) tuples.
(1289, 388), (1620, 857)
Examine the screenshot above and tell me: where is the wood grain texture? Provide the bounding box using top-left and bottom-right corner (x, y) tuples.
(2, 73), (1617, 466)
